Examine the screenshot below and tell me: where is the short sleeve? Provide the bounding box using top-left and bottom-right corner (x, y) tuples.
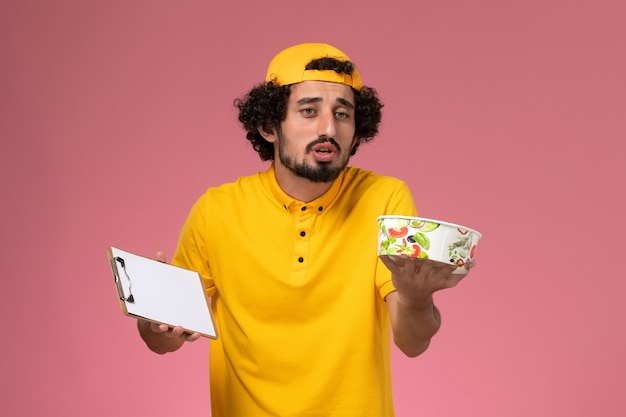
(172, 192), (216, 298)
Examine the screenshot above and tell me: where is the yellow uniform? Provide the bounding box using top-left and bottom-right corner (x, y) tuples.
(173, 164), (417, 416)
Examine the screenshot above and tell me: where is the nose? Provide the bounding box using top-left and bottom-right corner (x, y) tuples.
(317, 111), (336, 138)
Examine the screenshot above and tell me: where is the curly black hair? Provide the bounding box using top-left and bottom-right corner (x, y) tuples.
(234, 58), (383, 161)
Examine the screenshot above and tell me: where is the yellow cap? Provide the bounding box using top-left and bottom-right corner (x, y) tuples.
(265, 43), (363, 91)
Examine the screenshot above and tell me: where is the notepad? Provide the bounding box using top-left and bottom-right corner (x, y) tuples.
(107, 247), (217, 338)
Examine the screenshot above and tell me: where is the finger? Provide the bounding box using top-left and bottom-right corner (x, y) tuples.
(168, 326), (186, 338)
(416, 259), (434, 277)
(444, 273), (466, 289)
(155, 250), (167, 263)
(150, 322), (170, 334)
(184, 332), (202, 342)
(413, 260), (456, 283)
(381, 254), (419, 269)
(432, 261), (456, 276)
(469, 259), (477, 270)
(379, 255), (403, 271)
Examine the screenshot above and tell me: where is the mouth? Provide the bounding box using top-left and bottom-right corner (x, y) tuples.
(306, 136), (342, 162)
(310, 142), (337, 162)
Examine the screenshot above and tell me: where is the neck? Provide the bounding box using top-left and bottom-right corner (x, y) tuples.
(273, 163), (334, 202)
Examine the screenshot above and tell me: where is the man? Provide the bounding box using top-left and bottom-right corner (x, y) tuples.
(138, 43), (466, 416)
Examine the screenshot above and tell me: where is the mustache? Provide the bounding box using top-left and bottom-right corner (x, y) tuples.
(305, 137), (341, 153)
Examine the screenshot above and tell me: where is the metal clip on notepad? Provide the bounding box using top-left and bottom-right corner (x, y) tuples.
(111, 256), (135, 303)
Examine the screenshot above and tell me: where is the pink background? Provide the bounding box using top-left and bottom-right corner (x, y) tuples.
(2, 1), (624, 416)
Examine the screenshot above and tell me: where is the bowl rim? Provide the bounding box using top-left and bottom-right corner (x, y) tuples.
(377, 215), (483, 238)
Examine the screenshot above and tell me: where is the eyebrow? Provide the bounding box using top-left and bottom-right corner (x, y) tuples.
(295, 97), (355, 109)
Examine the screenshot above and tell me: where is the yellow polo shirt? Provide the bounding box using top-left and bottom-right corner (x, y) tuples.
(173, 164), (417, 417)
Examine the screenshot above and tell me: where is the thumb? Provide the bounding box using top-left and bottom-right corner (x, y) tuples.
(155, 250), (168, 263)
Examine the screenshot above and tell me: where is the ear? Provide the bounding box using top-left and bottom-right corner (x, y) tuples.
(258, 126), (278, 143)
(350, 137), (359, 156)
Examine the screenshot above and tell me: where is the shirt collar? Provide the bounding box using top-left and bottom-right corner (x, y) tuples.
(262, 163), (345, 213)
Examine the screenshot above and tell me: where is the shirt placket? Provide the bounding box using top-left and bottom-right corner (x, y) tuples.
(291, 203), (322, 282)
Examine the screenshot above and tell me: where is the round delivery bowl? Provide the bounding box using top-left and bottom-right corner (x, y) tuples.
(377, 216), (482, 274)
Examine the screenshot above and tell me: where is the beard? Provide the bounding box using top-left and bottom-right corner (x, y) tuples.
(277, 133), (349, 183)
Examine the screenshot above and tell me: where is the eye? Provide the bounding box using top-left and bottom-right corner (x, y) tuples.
(335, 111), (350, 119)
(301, 108), (316, 116)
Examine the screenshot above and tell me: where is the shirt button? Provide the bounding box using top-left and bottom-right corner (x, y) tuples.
(301, 206), (307, 211)
(298, 257), (304, 263)
(318, 206), (323, 211)
(300, 231), (306, 237)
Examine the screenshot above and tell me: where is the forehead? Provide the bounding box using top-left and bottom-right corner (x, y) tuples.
(288, 81), (355, 105)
